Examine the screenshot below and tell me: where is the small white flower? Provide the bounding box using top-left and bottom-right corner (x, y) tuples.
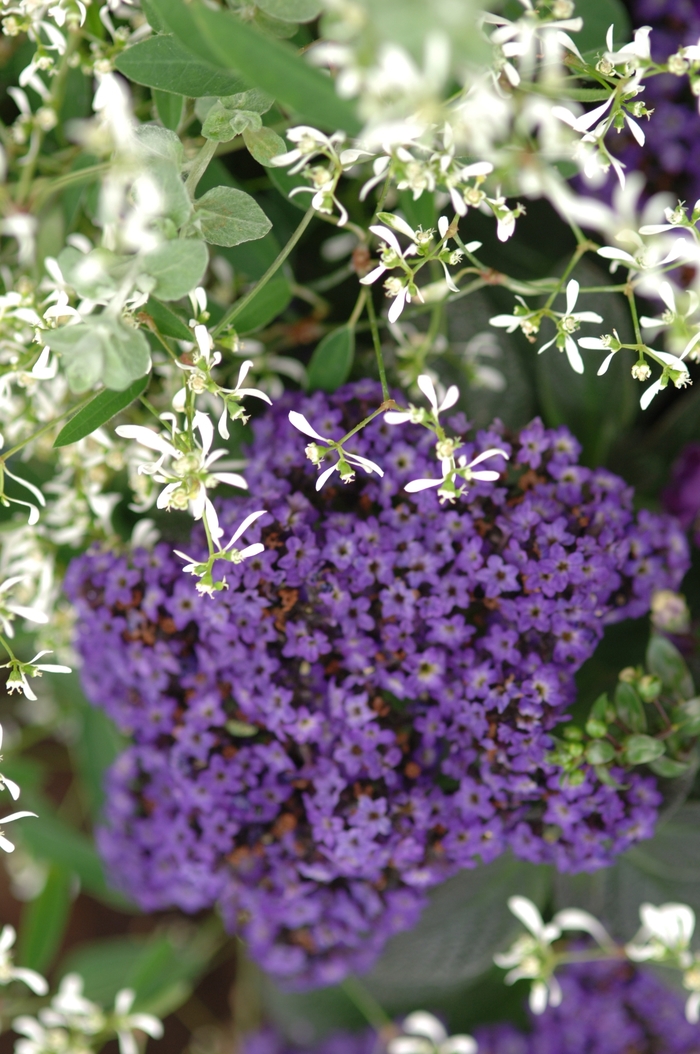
(0, 925), (47, 994)
(288, 411), (383, 490)
(388, 1011), (477, 1054)
(495, 896), (613, 1015)
(626, 902), (695, 966)
(112, 988), (163, 1054)
(537, 280), (603, 375)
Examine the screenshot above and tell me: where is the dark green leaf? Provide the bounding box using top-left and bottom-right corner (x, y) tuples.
(141, 238), (209, 300)
(307, 326), (355, 392)
(234, 277), (291, 333)
(243, 125), (286, 167)
(623, 733), (665, 765)
(115, 35), (246, 97)
(143, 296), (193, 340)
(54, 376), (149, 447)
(649, 756), (691, 778)
(148, 0), (361, 134)
(18, 865), (73, 974)
(45, 318), (152, 393)
(585, 739), (615, 765)
(575, 0), (630, 54)
(255, 0), (323, 22)
(267, 164), (309, 209)
(614, 681), (647, 733)
(647, 633), (694, 696)
(194, 186), (272, 247)
(153, 88), (184, 130)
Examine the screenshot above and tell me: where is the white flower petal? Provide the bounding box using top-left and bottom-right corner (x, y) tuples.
(288, 411), (328, 443)
(508, 896), (546, 939)
(227, 509), (267, 548)
(565, 279), (579, 315)
(316, 464), (338, 491)
(402, 1012), (447, 1045)
(565, 335), (584, 374)
(417, 375), (439, 412)
(640, 378), (663, 410)
(404, 478), (442, 493)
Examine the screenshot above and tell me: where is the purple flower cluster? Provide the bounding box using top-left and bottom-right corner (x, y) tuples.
(66, 382), (688, 988)
(241, 962), (700, 1054)
(476, 959), (700, 1054)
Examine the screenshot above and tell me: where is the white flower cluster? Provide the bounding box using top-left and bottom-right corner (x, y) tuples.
(496, 895), (700, 1024)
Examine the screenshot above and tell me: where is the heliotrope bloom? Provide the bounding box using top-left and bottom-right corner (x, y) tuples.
(66, 382), (688, 988)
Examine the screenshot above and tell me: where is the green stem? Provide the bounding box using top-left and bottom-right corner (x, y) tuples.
(184, 138), (218, 198)
(626, 284), (644, 345)
(543, 242), (595, 311)
(212, 207), (315, 338)
(340, 402), (394, 445)
(365, 292), (389, 400)
(348, 287), (367, 329)
(1, 389), (96, 461)
(17, 29), (81, 205)
(32, 162), (110, 210)
(0, 634), (17, 664)
(340, 977), (392, 1030)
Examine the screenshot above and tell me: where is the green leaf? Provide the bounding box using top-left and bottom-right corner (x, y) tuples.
(585, 739), (615, 765)
(222, 88), (274, 114)
(234, 276), (292, 333)
(60, 922), (221, 1014)
(149, 0), (361, 134)
(54, 376), (149, 447)
(255, 0), (322, 22)
(623, 733), (665, 765)
(141, 238), (209, 300)
(590, 692), (612, 723)
(202, 101), (240, 142)
(134, 123), (184, 166)
(45, 318), (152, 393)
(575, 0), (631, 54)
(307, 326), (355, 392)
(57, 245), (123, 301)
(137, 159), (192, 228)
(194, 186), (272, 247)
(18, 865), (73, 974)
(647, 633), (694, 696)
(153, 88), (184, 130)
(649, 756), (691, 779)
(143, 296), (193, 340)
(141, 0), (168, 31)
(676, 696), (700, 736)
(72, 699), (126, 819)
(614, 681), (647, 733)
(115, 35), (247, 98)
(243, 125), (286, 167)
(17, 803), (132, 909)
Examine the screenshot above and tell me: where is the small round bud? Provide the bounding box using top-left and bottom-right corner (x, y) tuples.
(631, 361), (652, 381)
(637, 675), (663, 702)
(619, 667), (638, 684)
(585, 718), (608, 739)
(668, 53), (689, 75)
(563, 725), (583, 741)
(552, 0), (575, 17)
(596, 57), (615, 76)
(651, 589), (691, 634)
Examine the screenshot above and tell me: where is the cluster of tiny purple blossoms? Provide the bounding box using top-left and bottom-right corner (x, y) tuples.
(476, 958), (700, 1054)
(66, 381), (688, 988)
(243, 961), (700, 1054)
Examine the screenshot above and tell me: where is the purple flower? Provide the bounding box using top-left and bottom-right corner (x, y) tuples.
(67, 384), (688, 988)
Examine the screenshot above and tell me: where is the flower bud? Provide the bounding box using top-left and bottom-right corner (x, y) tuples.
(651, 589), (691, 634)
